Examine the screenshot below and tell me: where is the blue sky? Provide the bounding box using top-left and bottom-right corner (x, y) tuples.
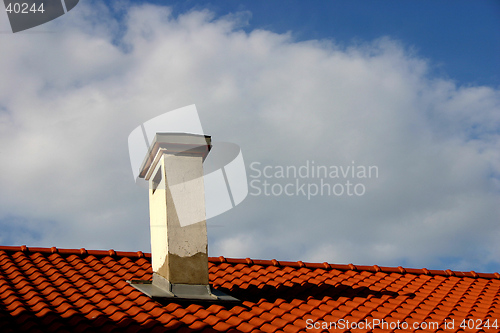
(141, 0), (500, 87)
(0, 1), (499, 273)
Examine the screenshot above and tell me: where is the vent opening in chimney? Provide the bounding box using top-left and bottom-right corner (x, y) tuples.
(152, 167), (162, 194)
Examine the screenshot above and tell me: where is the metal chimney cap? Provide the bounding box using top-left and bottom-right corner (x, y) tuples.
(138, 133), (212, 179)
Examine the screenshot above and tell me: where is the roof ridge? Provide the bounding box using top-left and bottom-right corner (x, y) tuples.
(210, 257), (500, 280)
(1, 245), (498, 280)
(0, 245), (151, 259)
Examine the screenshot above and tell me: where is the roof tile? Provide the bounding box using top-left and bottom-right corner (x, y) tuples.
(0, 246), (499, 332)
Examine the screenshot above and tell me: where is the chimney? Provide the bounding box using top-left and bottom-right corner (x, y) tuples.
(129, 133), (238, 302)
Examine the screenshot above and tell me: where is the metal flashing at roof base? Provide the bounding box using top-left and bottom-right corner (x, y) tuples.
(128, 273), (240, 303)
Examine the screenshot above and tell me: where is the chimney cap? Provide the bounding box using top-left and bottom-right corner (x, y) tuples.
(139, 133), (212, 179)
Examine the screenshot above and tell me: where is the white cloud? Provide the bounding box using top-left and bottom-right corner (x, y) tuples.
(210, 233), (260, 259)
(0, 3), (498, 272)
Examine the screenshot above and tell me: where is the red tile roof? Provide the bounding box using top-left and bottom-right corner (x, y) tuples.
(0, 245), (499, 332)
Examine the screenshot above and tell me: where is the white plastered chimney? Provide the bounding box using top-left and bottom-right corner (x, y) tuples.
(129, 133), (237, 302)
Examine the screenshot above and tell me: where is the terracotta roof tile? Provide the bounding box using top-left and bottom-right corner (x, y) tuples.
(0, 246), (499, 332)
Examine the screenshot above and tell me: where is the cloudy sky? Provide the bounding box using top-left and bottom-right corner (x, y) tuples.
(0, 1), (499, 273)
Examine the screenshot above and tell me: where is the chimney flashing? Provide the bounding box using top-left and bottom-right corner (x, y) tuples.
(128, 273), (239, 303)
